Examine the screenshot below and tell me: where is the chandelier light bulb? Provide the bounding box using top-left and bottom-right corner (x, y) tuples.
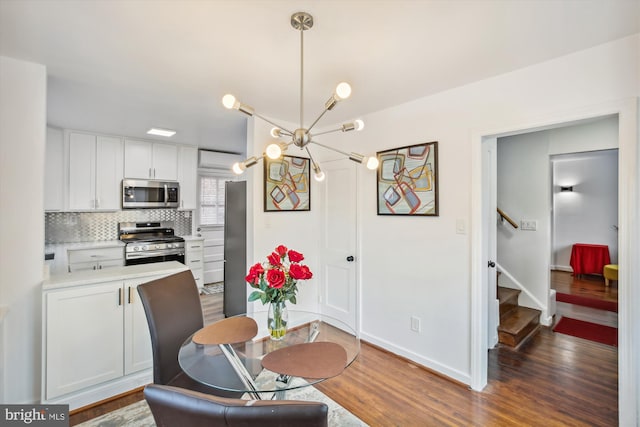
(354, 119), (365, 131)
(232, 162), (246, 175)
(365, 156), (379, 170)
(265, 143), (282, 160)
(222, 94), (237, 109)
(314, 170), (326, 182)
(270, 127), (282, 138)
(335, 82), (352, 100)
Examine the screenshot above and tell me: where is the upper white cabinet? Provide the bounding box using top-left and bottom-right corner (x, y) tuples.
(68, 132), (123, 211)
(124, 139), (178, 181)
(45, 127), (65, 211)
(177, 145), (198, 210)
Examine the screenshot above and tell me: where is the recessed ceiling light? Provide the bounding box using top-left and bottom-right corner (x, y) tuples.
(147, 128), (176, 137)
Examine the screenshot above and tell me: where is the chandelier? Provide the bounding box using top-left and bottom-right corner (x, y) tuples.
(222, 11), (379, 181)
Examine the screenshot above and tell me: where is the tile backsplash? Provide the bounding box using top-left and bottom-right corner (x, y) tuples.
(45, 210), (193, 243)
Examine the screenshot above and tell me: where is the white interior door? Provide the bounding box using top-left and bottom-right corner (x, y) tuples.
(483, 137), (499, 348)
(319, 159), (357, 329)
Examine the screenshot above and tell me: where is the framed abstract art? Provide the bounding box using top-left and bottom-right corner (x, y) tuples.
(376, 141), (439, 216)
(264, 155), (311, 212)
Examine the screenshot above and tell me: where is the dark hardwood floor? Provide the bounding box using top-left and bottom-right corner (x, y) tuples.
(70, 282), (618, 426)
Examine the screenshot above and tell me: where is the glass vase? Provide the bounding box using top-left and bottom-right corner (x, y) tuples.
(267, 301), (288, 340)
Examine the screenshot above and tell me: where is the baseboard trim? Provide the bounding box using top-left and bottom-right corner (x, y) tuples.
(359, 331), (471, 386)
(43, 370), (152, 411)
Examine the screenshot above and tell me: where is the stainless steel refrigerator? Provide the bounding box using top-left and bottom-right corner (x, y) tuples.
(223, 181), (247, 317)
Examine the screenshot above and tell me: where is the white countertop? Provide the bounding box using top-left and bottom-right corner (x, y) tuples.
(65, 240), (125, 250)
(43, 261), (188, 290)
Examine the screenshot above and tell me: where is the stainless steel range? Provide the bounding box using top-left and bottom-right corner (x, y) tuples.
(118, 221), (185, 266)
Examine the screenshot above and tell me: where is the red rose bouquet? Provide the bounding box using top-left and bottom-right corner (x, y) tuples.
(245, 244), (313, 305)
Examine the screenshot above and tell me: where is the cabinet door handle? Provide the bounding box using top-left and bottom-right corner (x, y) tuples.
(153, 168), (156, 178)
(149, 168), (152, 178)
(191, 259), (201, 263)
(191, 245), (201, 249)
(128, 286), (134, 304)
(118, 288), (123, 306)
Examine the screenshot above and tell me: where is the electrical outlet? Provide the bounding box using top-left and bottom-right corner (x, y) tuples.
(410, 316), (421, 332)
(520, 220), (537, 231)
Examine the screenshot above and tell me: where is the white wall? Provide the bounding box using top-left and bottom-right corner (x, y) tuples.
(247, 34), (639, 388)
(552, 149), (619, 268)
(0, 56), (46, 403)
(496, 116), (619, 314)
(496, 131), (551, 314)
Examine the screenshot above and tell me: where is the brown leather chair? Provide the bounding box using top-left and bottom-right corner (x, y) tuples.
(144, 384), (329, 427)
(137, 270), (245, 398)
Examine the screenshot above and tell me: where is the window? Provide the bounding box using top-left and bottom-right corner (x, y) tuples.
(199, 175), (229, 225)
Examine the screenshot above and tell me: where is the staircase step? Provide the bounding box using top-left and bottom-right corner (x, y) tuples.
(498, 287), (520, 317)
(498, 306), (541, 348)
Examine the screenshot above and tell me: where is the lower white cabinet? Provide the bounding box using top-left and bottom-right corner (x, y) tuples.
(185, 239), (205, 289)
(67, 246), (124, 273)
(45, 281), (124, 400)
(123, 277), (154, 375)
(42, 267), (182, 409)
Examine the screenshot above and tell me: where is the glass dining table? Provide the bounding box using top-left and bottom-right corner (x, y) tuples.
(178, 310), (360, 399)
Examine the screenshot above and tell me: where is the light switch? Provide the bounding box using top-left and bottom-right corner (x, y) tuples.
(456, 219), (466, 234)
(521, 220), (537, 231)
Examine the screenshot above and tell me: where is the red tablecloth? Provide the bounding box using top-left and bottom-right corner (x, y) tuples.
(570, 243), (611, 275)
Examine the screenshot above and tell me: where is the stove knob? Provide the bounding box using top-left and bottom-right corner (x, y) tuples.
(169, 243), (175, 248)
(155, 244), (160, 249)
(143, 245), (149, 251)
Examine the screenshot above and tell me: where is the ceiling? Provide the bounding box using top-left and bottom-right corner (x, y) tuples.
(1, 1), (638, 154)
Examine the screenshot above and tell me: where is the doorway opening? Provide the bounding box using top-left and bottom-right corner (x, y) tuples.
(471, 99), (636, 409)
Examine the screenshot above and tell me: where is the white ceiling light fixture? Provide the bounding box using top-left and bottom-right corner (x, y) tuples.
(223, 11), (379, 181)
(146, 128), (176, 137)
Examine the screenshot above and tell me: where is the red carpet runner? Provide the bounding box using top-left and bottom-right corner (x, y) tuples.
(553, 317), (617, 347)
(556, 292), (617, 312)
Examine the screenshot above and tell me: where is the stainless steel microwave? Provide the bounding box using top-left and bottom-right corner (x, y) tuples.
(122, 179), (180, 209)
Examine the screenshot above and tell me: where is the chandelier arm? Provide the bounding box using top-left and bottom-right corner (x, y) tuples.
(310, 141), (366, 164)
(311, 126), (344, 137)
(304, 146), (319, 169)
(306, 108), (331, 133)
(253, 112), (295, 135)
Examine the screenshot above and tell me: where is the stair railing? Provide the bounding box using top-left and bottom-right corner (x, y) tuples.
(497, 208), (518, 228)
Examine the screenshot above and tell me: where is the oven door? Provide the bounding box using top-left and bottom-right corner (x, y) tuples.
(125, 249), (185, 266)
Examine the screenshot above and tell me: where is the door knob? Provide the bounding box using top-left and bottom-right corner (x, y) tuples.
(346, 256), (355, 262)
(488, 260), (496, 268)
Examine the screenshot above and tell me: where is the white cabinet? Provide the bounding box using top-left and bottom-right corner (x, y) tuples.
(124, 139), (178, 181)
(44, 281), (125, 400)
(185, 239), (205, 289)
(42, 269), (179, 405)
(45, 127), (65, 211)
(68, 132), (123, 211)
(123, 278), (153, 374)
(177, 145), (198, 210)
(67, 246), (124, 273)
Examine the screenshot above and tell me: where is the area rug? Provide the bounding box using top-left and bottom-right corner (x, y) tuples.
(553, 316), (617, 347)
(76, 380), (367, 427)
(555, 292), (617, 313)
